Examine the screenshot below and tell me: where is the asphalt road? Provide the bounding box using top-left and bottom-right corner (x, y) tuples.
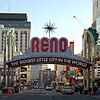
(0, 89), (99, 100)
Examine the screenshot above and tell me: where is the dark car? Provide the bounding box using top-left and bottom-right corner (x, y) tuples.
(56, 87), (63, 92)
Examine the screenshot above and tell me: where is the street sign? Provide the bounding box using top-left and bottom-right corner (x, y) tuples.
(68, 71), (75, 78)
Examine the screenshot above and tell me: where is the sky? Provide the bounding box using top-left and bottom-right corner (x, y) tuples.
(0, 0), (93, 54)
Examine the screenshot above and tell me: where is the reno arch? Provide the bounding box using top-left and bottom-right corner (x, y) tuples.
(31, 37), (68, 53)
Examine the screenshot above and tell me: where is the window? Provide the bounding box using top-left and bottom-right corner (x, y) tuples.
(97, 72), (100, 74)
(16, 47), (18, 51)
(15, 31), (18, 38)
(98, 64), (100, 66)
(21, 74), (27, 78)
(25, 38), (27, 41)
(20, 47), (22, 51)
(21, 67), (27, 72)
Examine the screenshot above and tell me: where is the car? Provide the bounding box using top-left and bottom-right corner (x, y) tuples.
(56, 88), (62, 92)
(56, 87), (63, 92)
(62, 86), (74, 95)
(2, 87), (15, 94)
(37, 84), (44, 89)
(45, 86), (53, 91)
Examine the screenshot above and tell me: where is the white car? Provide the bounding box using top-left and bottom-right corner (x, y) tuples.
(45, 86), (53, 91)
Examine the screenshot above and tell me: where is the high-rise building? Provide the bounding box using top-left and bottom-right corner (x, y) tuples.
(39, 69), (55, 85)
(31, 64), (42, 83)
(0, 13), (31, 54)
(93, 0), (100, 22)
(0, 13), (31, 86)
(92, 0), (100, 79)
(93, 0), (100, 49)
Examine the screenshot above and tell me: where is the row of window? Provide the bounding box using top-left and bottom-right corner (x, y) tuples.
(1, 30), (29, 53)
(3, 23), (30, 28)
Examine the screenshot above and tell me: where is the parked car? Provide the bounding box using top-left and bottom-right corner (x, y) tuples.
(37, 84), (44, 89)
(45, 86), (53, 91)
(62, 86), (74, 95)
(2, 87), (15, 94)
(56, 87), (63, 92)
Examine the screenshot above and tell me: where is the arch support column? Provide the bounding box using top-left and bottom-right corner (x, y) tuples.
(83, 67), (90, 94)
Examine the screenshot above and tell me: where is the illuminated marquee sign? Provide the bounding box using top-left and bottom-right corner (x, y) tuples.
(31, 37), (68, 53)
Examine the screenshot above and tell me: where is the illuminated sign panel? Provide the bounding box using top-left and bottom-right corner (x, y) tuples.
(31, 37), (68, 53)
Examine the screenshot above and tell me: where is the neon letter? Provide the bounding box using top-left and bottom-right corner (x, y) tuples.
(31, 37), (39, 52)
(41, 37), (49, 52)
(59, 37), (68, 52)
(50, 37), (58, 52)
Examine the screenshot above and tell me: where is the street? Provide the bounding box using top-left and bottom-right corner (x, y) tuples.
(0, 89), (99, 100)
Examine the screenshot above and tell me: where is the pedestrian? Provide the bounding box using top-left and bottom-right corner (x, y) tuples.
(79, 86), (83, 95)
(92, 85), (97, 95)
(88, 87), (92, 95)
(74, 86), (79, 94)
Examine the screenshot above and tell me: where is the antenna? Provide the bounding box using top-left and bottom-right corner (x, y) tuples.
(73, 16), (86, 29)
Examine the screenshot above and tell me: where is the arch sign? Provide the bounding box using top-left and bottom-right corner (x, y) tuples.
(6, 37), (93, 68)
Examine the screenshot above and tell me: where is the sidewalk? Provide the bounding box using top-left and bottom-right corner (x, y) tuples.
(93, 95), (100, 99)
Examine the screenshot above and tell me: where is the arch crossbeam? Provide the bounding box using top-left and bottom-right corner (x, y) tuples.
(6, 56), (93, 68)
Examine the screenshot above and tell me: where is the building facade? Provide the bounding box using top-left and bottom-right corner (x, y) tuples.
(31, 64), (42, 83)
(93, 0), (100, 58)
(80, 0), (100, 88)
(92, 0), (100, 79)
(39, 69), (55, 85)
(82, 27), (100, 89)
(0, 13), (31, 54)
(0, 13), (31, 86)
